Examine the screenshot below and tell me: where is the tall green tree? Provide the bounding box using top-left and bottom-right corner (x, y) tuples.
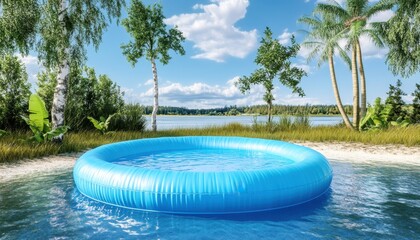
(34, 0), (124, 142)
(385, 79), (407, 122)
(0, 55), (31, 130)
(0, 0), (39, 55)
(316, 0), (394, 128)
(236, 27), (306, 123)
(411, 84), (420, 124)
(299, 13), (354, 130)
(377, 0), (420, 77)
(121, 0), (185, 132)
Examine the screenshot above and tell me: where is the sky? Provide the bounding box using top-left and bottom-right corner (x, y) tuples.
(20, 0), (419, 109)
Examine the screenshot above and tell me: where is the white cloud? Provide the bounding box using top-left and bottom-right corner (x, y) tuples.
(278, 29), (293, 45)
(292, 63), (312, 74)
(368, 9), (394, 23)
(359, 35), (388, 59)
(15, 54), (42, 87)
(144, 79), (154, 86)
(124, 77), (322, 109)
(165, 0), (257, 62)
(278, 94), (322, 105)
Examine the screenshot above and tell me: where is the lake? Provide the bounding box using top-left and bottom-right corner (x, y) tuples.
(1, 161), (418, 239)
(145, 115), (345, 130)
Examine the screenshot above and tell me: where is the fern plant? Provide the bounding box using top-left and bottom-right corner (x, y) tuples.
(87, 114), (115, 134)
(21, 94), (70, 142)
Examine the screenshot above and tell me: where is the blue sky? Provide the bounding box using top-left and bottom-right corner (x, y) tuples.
(21, 0), (419, 109)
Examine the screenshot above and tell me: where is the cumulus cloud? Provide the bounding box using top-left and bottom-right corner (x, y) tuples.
(165, 0), (257, 62)
(125, 77), (322, 109)
(15, 54), (42, 87)
(292, 63), (312, 74)
(278, 29), (294, 45)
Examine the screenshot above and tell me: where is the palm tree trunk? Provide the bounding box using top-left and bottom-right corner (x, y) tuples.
(51, 0), (69, 143)
(151, 58), (159, 132)
(328, 53), (354, 130)
(351, 45), (360, 129)
(356, 40), (367, 119)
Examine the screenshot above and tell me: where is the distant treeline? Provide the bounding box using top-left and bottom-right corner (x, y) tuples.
(143, 105), (355, 116)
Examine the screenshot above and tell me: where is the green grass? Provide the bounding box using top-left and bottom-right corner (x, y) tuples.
(1, 124), (419, 163)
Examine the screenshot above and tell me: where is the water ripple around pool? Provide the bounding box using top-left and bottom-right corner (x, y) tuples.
(0, 161), (419, 239)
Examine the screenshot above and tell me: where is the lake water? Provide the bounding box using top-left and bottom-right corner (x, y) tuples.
(1, 161), (418, 239)
(146, 115), (345, 130)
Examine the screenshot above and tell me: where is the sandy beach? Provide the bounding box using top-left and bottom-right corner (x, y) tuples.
(1, 142), (419, 182)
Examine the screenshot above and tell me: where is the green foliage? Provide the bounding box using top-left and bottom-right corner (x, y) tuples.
(22, 94), (69, 142)
(121, 0), (185, 66)
(299, 13), (350, 68)
(37, 65), (124, 130)
(236, 27), (306, 123)
(36, 0), (124, 69)
(109, 104), (147, 131)
(0, 0), (39, 55)
(0, 55), (31, 130)
(411, 84), (420, 124)
(36, 70), (57, 112)
(360, 97), (410, 131)
(377, 0), (420, 77)
(385, 79), (408, 122)
(28, 94), (49, 133)
(0, 129), (8, 137)
(87, 114), (115, 134)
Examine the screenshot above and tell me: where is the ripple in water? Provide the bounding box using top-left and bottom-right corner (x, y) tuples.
(0, 161), (419, 239)
(115, 148), (294, 171)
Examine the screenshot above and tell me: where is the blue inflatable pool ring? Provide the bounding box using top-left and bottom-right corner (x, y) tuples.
(73, 136), (332, 214)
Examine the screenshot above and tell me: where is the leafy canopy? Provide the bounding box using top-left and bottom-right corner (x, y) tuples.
(0, 0), (39, 55)
(37, 0), (124, 69)
(0, 55), (31, 130)
(377, 0), (420, 77)
(121, 0), (185, 65)
(299, 13), (350, 68)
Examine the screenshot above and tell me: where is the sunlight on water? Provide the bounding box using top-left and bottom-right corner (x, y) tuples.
(0, 161), (419, 239)
(116, 148), (294, 171)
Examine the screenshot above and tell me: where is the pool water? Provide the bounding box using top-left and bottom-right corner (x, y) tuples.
(116, 148), (294, 171)
(1, 161), (419, 239)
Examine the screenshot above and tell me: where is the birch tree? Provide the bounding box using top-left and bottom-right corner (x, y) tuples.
(0, 0), (39, 55)
(121, 0), (185, 132)
(36, 0), (124, 142)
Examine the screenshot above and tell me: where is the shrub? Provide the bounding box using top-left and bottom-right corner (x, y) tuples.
(109, 104), (147, 131)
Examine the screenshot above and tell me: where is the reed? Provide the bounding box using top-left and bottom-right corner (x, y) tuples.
(1, 124), (419, 163)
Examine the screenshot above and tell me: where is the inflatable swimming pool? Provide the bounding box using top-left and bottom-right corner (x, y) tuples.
(73, 136), (332, 214)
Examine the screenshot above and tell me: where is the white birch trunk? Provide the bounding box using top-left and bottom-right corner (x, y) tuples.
(151, 58), (158, 132)
(51, 0), (70, 142)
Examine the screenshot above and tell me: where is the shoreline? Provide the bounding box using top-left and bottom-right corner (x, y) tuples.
(1, 142), (419, 182)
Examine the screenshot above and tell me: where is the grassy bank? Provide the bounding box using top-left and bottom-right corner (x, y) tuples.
(1, 124), (419, 163)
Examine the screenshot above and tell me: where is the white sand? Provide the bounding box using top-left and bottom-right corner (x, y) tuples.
(1, 142), (419, 182)
(295, 141), (420, 167)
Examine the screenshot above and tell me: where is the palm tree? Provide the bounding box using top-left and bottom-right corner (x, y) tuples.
(299, 13), (354, 130)
(316, 0), (394, 128)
